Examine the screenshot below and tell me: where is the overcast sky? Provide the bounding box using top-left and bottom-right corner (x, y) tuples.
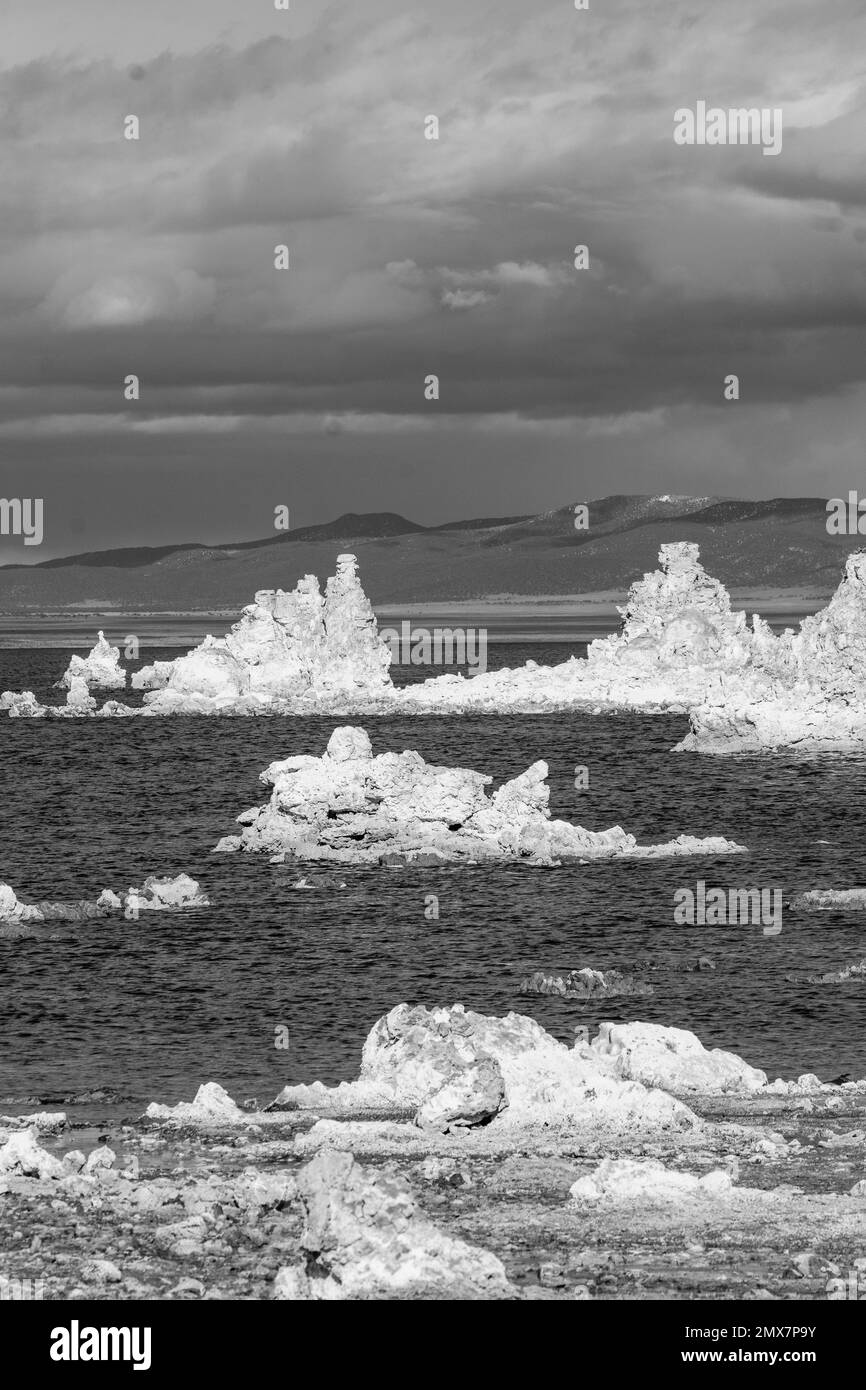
(1, 0), (865, 559)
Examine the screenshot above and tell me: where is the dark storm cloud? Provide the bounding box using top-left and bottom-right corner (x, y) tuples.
(0, 0), (865, 552)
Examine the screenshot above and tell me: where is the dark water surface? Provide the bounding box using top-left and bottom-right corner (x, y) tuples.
(1, 646), (865, 1111)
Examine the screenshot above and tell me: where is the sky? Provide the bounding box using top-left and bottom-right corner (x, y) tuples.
(1, 0), (865, 559)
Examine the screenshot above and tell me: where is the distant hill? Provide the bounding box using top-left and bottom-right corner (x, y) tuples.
(0, 496), (855, 612)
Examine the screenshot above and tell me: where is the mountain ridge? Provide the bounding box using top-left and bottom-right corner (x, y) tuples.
(0, 496), (853, 611)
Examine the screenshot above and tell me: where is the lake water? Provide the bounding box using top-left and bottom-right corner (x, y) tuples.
(1, 644), (865, 1115)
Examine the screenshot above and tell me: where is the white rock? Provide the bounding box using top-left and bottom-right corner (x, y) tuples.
(83, 1146), (116, 1173)
(0, 1128), (65, 1179)
(57, 633), (126, 691)
(272, 1003), (697, 1133)
(0, 884), (44, 922)
(215, 726), (747, 865)
(1, 877), (204, 925)
(570, 1158), (734, 1202)
(145, 1082), (246, 1125)
(140, 554), (392, 714)
(587, 1021), (768, 1095)
(678, 551), (866, 753)
(123, 874), (209, 913)
(295, 1149), (512, 1298)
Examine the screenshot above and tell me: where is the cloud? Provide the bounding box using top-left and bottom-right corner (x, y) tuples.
(0, 0), (862, 543)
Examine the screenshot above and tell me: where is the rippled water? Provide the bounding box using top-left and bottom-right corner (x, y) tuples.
(1, 645), (865, 1112)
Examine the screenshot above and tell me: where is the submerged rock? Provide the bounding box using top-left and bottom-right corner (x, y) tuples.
(521, 968), (654, 999)
(214, 725), (747, 865)
(800, 959), (866, 984)
(56, 633), (126, 691)
(790, 889), (866, 912)
(0, 875), (208, 926)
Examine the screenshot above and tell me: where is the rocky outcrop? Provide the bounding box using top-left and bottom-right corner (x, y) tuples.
(133, 554), (392, 714)
(678, 551), (866, 753)
(587, 1021), (769, 1095)
(0, 690), (47, 717)
(214, 725), (747, 865)
(1, 679), (102, 718)
(0, 874), (208, 931)
(0, 1128), (66, 1180)
(588, 542), (752, 670)
(399, 543), (758, 715)
(270, 1002), (697, 1133)
(56, 633), (126, 691)
(275, 1150), (512, 1299)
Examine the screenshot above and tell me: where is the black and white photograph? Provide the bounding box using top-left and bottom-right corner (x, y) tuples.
(1, 0), (865, 1360)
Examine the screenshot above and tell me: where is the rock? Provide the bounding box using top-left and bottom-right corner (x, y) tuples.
(587, 1021), (768, 1094)
(83, 1146), (116, 1174)
(80, 1258), (122, 1283)
(273, 1265), (312, 1300)
(677, 550), (866, 754)
(168, 1277), (206, 1298)
(0, 690), (47, 718)
(123, 874), (209, 913)
(295, 1149), (512, 1298)
(272, 1002), (697, 1132)
(0, 875), (205, 925)
(399, 542), (753, 715)
(520, 968), (654, 999)
(791, 890), (866, 913)
(0, 884), (44, 923)
(0, 1128), (65, 1179)
(136, 555), (392, 714)
(56, 633), (126, 691)
(570, 1158), (735, 1202)
(146, 1082), (247, 1126)
(215, 726), (746, 865)
(0, 1111), (66, 1133)
(415, 1058), (506, 1132)
(64, 676), (98, 713)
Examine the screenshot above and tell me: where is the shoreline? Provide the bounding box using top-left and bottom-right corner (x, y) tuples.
(0, 589), (831, 649)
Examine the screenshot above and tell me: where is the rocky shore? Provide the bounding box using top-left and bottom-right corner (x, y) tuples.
(2, 1005), (864, 1301)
